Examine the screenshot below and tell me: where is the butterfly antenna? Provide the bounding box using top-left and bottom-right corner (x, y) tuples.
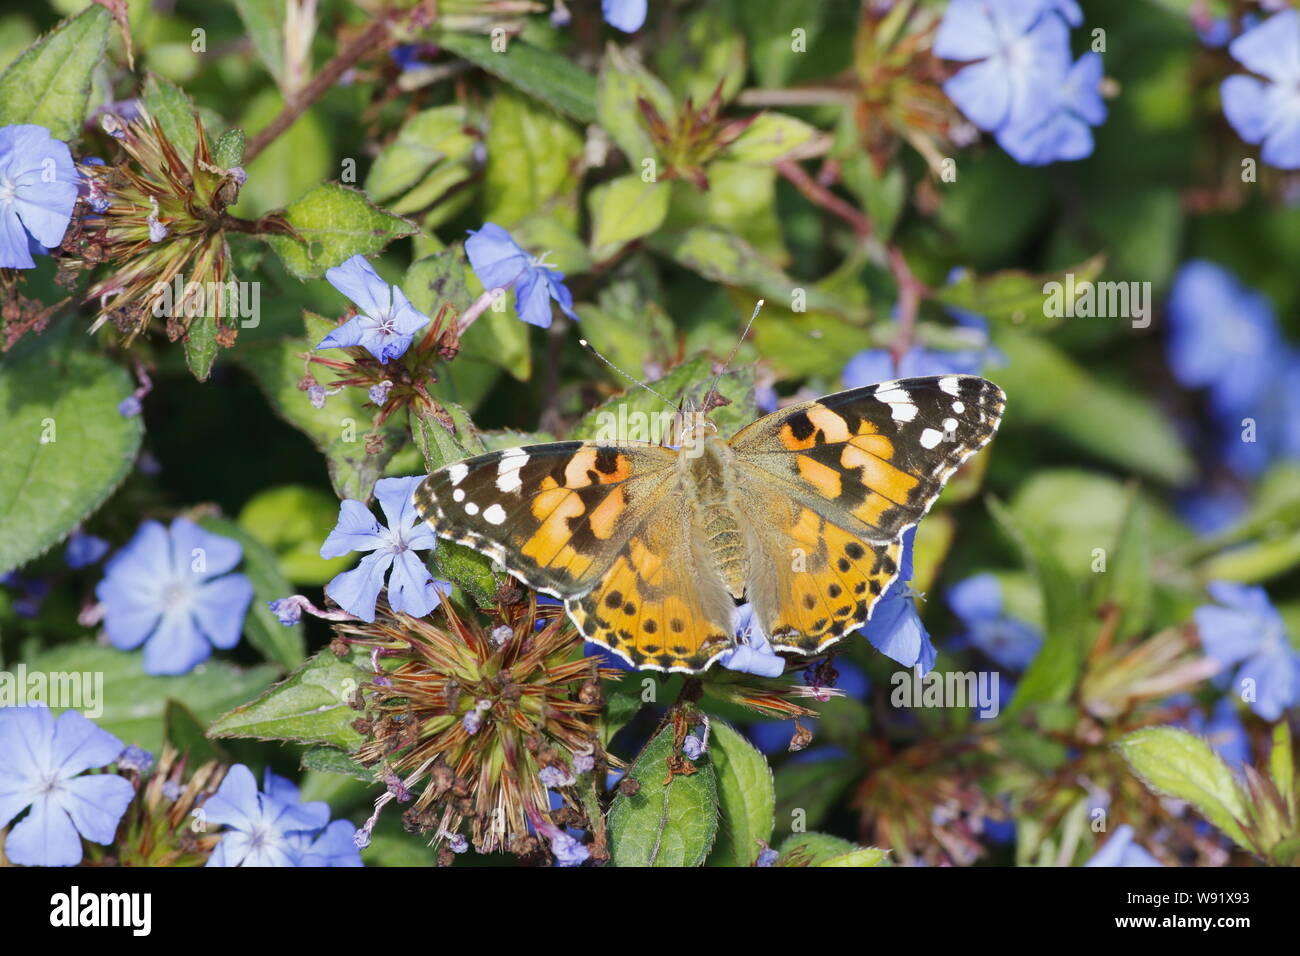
(578, 338), (681, 412)
(705, 299), (764, 402)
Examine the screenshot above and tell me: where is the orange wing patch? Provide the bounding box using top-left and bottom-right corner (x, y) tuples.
(566, 523), (734, 673)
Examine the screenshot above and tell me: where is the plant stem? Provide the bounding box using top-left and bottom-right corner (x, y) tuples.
(244, 15), (399, 164)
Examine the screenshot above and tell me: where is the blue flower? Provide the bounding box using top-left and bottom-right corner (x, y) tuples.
(0, 704), (134, 866)
(261, 772), (364, 867)
(1165, 260), (1282, 417)
(997, 52), (1107, 165)
(65, 530), (110, 569)
(203, 765), (336, 867)
(860, 529), (937, 674)
(947, 573), (1042, 671)
(317, 255), (430, 364)
(1194, 581), (1300, 721)
(1084, 824), (1163, 867)
(1176, 485), (1248, 537)
(465, 222), (579, 329)
(1221, 10), (1300, 170)
(602, 0), (647, 33)
(96, 518), (254, 675)
(843, 343), (986, 389)
(717, 603), (786, 678)
(320, 475), (450, 622)
(0, 125), (79, 269)
(934, 0), (1072, 137)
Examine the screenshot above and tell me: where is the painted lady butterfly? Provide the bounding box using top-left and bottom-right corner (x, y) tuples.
(413, 374), (1004, 673)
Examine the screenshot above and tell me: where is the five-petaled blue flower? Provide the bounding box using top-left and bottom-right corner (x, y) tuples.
(1084, 824), (1163, 867)
(0, 124), (79, 269)
(96, 517), (254, 675)
(0, 704), (134, 867)
(1221, 9), (1300, 170)
(262, 770), (364, 867)
(204, 765), (345, 867)
(718, 603), (786, 678)
(860, 528), (937, 674)
(465, 222), (579, 329)
(935, 0), (1105, 165)
(1194, 581), (1300, 722)
(947, 573), (1042, 671)
(317, 255), (430, 364)
(602, 0), (647, 33)
(320, 475), (450, 622)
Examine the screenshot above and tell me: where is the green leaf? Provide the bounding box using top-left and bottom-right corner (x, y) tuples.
(596, 43), (674, 163)
(725, 112), (819, 164)
(266, 182), (416, 279)
(208, 648), (370, 750)
(654, 2), (746, 107)
(989, 498), (1092, 717)
(609, 724), (719, 867)
(705, 720), (775, 866)
(364, 105), (475, 203)
(164, 699), (226, 764)
(238, 484), (352, 585)
(993, 329), (1194, 484)
(588, 175), (669, 260)
(482, 87), (584, 230)
(236, 313), (371, 449)
(571, 355), (757, 443)
(933, 255), (1108, 329)
(1269, 721), (1294, 812)
(0, 318), (142, 574)
(183, 310), (221, 382)
(431, 540), (500, 607)
(300, 746), (376, 783)
(0, 5), (110, 141)
(774, 757), (855, 835)
(23, 641), (277, 754)
(140, 71), (199, 162)
(437, 32), (596, 124)
(649, 226), (862, 319)
(1116, 727), (1251, 849)
(777, 832), (887, 867)
(1096, 488), (1153, 637)
(233, 0), (286, 88)
(196, 515), (304, 670)
(213, 127), (246, 169)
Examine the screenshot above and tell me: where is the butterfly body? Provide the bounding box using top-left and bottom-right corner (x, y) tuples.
(413, 374), (1004, 673)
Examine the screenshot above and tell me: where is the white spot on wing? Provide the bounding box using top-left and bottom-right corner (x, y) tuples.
(495, 450), (527, 493)
(453, 488), (465, 502)
(939, 376), (961, 396)
(920, 428), (943, 449)
(464, 502), (479, 515)
(447, 463), (469, 486)
(873, 386), (917, 422)
(951, 400), (965, 414)
(483, 504), (507, 525)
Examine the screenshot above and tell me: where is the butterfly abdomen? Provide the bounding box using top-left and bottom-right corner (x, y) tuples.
(688, 437), (749, 599)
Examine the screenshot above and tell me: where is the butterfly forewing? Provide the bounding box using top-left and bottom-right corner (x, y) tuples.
(729, 375), (1004, 653)
(412, 440), (678, 598)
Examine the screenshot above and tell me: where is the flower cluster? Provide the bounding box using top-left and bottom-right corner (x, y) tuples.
(343, 597), (615, 861)
(935, 0), (1106, 165)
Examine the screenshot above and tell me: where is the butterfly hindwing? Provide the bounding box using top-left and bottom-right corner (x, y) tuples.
(413, 440), (678, 598)
(565, 511), (736, 672)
